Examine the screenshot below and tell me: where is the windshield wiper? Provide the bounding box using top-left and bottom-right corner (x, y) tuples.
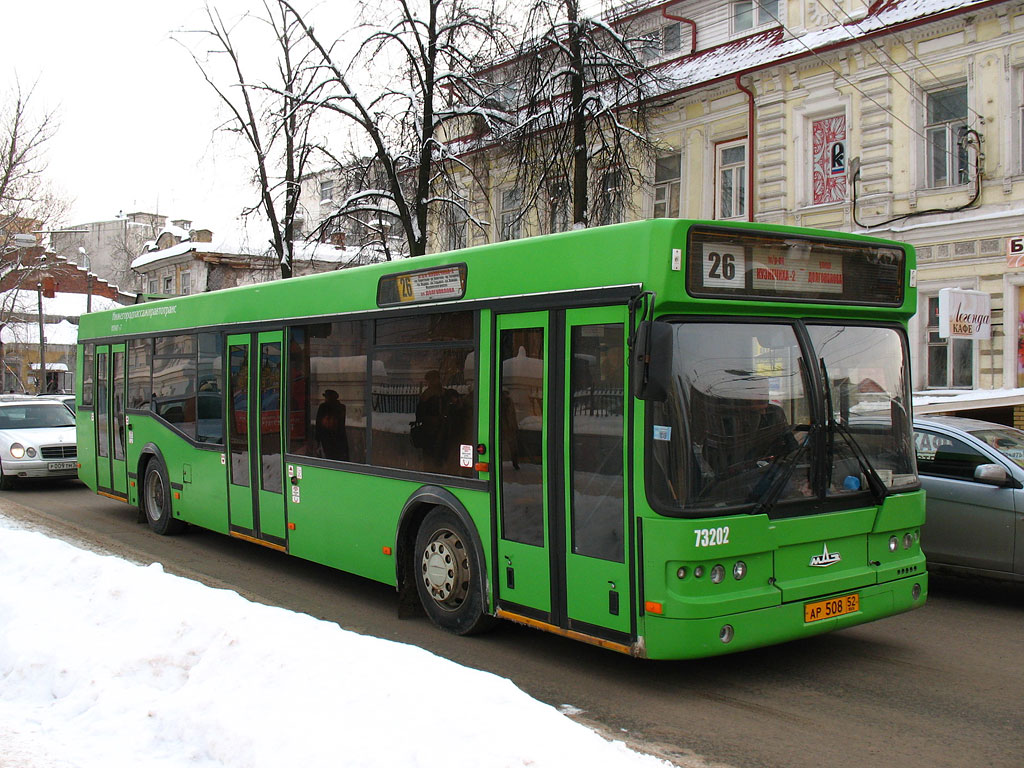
(750, 429), (813, 516)
(820, 358), (888, 504)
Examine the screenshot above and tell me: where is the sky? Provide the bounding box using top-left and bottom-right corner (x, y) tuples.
(0, 1), (355, 241)
(0, 509), (680, 768)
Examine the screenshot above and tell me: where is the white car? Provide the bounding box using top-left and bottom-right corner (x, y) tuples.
(0, 399), (78, 489)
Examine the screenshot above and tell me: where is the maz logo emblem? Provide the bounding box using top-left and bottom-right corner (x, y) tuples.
(809, 544), (842, 568)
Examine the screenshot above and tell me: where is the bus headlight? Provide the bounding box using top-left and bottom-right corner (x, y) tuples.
(733, 561), (747, 580)
(903, 533), (914, 550)
(888, 536), (899, 552)
(719, 624), (734, 644)
(710, 564), (725, 584)
(9, 443), (25, 459)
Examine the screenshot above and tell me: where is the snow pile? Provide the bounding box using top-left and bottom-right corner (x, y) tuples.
(0, 515), (670, 768)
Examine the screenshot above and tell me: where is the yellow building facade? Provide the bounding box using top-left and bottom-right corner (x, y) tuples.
(447, 0), (1024, 422)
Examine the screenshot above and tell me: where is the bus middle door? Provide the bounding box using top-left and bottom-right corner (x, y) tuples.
(226, 332), (286, 546)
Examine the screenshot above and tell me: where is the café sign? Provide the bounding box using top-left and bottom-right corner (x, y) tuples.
(938, 288), (991, 340)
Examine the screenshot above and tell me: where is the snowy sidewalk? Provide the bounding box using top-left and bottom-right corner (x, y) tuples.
(0, 508), (676, 768)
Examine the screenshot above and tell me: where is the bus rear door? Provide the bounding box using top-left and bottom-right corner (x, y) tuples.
(94, 343), (128, 497)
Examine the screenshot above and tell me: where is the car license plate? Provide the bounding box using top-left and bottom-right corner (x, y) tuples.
(804, 593), (859, 623)
(47, 461), (76, 471)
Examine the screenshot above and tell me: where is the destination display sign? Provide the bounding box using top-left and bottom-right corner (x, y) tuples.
(377, 264), (467, 306)
(686, 227), (905, 306)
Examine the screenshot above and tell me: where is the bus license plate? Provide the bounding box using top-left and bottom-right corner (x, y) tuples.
(804, 593), (859, 623)
(47, 461), (76, 471)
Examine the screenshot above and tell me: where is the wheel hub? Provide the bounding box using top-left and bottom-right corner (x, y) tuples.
(421, 529), (469, 609)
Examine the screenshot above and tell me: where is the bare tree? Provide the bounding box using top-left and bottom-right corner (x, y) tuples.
(505, 0), (665, 230)
(0, 80), (66, 390)
(184, 1), (323, 278)
(284, 0), (513, 258)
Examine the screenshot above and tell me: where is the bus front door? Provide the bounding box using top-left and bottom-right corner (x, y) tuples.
(94, 343), (128, 498)
(495, 308), (632, 641)
(226, 332), (286, 546)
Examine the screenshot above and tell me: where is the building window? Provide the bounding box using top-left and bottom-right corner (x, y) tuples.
(163, 276), (173, 294)
(148, 279), (158, 294)
(641, 22), (682, 61)
(733, 1), (780, 34)
(499, 187), (522, 241)
(320, 179), (334, 203)
(549, 182), (570, 233)
(445, 204), (468, 251)
(716, 139), (747, 219)
(926, 295), (972, 388)
(653, 152), (681, 218)
(926, 85), (968, 188)
(812, 115), (847, 205)
(181, 271), (191, 295)
(598, 170), (623, 225)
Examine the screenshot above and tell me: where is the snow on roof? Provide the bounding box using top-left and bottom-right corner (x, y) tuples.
(913, 387), (1024, 414)
(1, 319), (78, 346)
(657, 0), (994, 95)
(0, 290), (123, 317)
(130, 237), (250, 270)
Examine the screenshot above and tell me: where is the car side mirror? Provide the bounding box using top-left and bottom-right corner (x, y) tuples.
(974, 463), (1009, 486)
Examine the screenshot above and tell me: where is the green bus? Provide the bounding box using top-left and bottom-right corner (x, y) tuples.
(76, 219), (925, 659)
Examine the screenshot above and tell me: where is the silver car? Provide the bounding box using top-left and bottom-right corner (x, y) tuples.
(913, 416), (1024, 583)
(0, 399), (78, 489)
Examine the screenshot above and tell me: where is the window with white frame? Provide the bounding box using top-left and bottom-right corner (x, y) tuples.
(148, 278), (158, 294)
(163, 275), (173, 294)
(653, 152), (681, 218)
(925, 85), (968, 188)
(181, 271), (191, 295)
(499, 187), (522, 241)
(926, 294), (973, 388)
(548, 182), (570, 233)
(320, 179), (334, 203)
(733, 1), (780, 34)
(716, 139), (747, 219)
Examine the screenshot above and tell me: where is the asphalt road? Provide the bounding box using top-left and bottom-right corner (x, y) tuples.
(3, 480), (1022, 768)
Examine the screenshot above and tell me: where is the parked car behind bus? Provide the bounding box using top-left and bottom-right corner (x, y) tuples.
(913, 416), (1024, 582)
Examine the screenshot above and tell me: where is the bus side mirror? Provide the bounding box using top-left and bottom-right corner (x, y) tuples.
(630, 321), (673, 401)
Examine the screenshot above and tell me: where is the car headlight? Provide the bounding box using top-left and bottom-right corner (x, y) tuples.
(9, 442), (25, 459)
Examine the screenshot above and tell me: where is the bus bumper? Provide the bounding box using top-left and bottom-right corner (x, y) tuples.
(638, 572), (927, 660)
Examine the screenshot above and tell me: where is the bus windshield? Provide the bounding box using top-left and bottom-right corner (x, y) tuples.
(648, 321), (916, 515)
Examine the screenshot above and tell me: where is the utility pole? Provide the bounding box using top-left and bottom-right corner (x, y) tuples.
(36, 281), (46, 394)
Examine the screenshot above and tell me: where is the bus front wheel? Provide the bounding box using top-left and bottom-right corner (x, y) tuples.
(142, 458), (184, 536)
(414, 507), (494, 636)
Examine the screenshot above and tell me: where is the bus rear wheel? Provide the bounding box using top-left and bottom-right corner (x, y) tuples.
(142, 457), (184, 536)
(414, 507), (494, 636)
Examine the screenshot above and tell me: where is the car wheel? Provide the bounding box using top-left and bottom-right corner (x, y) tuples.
(142, 457), (184, 535)
(414, 506), (495, 636)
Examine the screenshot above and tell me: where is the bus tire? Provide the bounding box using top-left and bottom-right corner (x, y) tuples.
(414, 507), (494, 636)
(142, 457), (184, 536)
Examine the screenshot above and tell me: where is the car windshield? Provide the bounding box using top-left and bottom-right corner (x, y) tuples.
(968, 427), (1024, 469)
(0, 403), (76, 429)
(648, 321), (916, 516)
